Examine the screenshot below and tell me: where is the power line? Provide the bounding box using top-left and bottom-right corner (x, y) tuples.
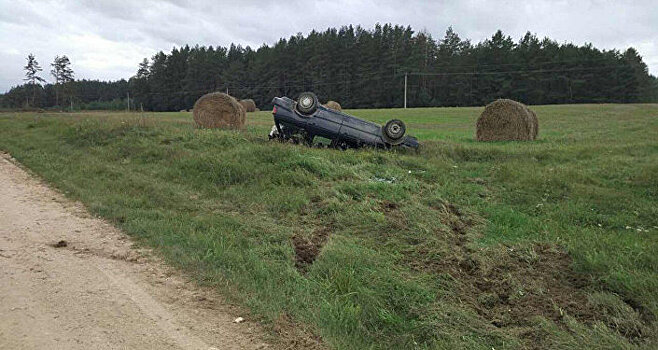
(4, 58), (654, 109)
(133, 63), (638, 97)
(406, 64), (634, 77)
(397, 56), (638, 72)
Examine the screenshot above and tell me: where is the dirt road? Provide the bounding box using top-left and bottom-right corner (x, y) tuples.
(0, 153), (270, 350)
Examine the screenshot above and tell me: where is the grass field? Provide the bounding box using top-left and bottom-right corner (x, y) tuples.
(1, 104), (657, 349)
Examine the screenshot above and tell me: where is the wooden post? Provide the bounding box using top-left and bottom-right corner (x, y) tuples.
(404, 72), (407, 109)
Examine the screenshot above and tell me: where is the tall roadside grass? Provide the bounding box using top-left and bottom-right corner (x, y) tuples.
(1, 104), (656, 349)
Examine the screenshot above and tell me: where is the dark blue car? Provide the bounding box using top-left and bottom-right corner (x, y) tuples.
(269, 92), (419, 149)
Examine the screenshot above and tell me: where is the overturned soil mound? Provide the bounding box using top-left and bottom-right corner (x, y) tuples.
(292, 227), (331, 272)
(324, 101), (342, 111)
(432, 204), (594, 327)
(476, 99), (538, 141)
(193, 92), (246, 129)
(239, 99), (257, 112)
(403, 201), (654, 346)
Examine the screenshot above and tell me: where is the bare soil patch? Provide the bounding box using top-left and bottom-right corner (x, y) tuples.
(292, 226), (331, 271)
(413, 201), (653, 347)
(272, 313), (325, 349)
(471, 244), (594, 328)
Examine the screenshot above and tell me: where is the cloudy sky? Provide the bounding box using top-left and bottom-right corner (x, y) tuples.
(1, 0), (657, 92)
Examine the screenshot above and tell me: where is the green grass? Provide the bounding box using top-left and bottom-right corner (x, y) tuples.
(1, 104), (657, 349)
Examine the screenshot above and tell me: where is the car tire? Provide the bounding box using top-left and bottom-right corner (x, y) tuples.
(296, 92), (318, 115)
(383, 119), (406, 144)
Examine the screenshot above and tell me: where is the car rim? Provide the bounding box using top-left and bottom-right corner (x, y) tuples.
(388, 123), (401, 137)
(301, 96), (312, 108)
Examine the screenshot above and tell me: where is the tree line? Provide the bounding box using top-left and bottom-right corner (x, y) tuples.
(2, 24), (657, 111)
(5, 54), (84, 109)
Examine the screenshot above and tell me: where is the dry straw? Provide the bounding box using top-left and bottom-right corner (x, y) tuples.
(239, 99), (257, 112)
(528, 108), (539, 139)
(193, 92), (246, 129)
(476, 99), (539, 141)
(324, 101), (342, 111)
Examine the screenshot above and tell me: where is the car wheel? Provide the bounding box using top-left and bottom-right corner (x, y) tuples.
(296, 92), (318, 115)
(383, 119), (406, 143)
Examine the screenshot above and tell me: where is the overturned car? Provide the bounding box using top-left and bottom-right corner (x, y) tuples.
(269, 92), (419, 149)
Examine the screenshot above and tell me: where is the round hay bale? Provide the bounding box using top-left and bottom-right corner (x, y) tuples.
(528, 108), (539, 139)
(254, 108), (260, 112)
(193, 92), (246, 129)
(239, 99), (257, 112)
(324, 100), (342, 111)
(236, 101), (246, 116)
(475, 99), (538, 141)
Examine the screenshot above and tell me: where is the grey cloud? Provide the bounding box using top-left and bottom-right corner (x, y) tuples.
(1, 0), (657, 92)
(74, 1), (143, 21)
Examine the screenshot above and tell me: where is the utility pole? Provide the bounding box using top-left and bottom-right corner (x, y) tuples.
(404, 72), (407, 109)
(127, 92), (130, 111)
